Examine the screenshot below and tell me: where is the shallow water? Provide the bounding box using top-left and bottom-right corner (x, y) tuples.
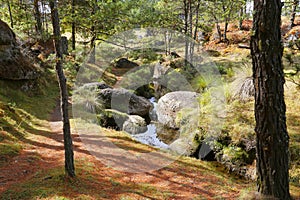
(132, 124), (169, 149)
(131, 97), (178, 149)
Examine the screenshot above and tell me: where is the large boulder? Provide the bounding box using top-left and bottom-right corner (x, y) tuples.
(122, 115), (147, 134)
(169, 135), (199, 156)
(115, 58), (139, 68)
(0, 19), (39, 80)
(156, 91), (199, 129)
(97, 109), (129, 130)
(98, 88), (153, 116)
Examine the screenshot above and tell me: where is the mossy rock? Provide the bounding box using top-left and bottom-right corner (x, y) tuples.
(97, 109), (129, 130)
(169, 130), (200, 156)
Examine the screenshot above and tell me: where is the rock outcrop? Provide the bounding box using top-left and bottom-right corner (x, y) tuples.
(0, 19), (39, 80)
(98, 88), (153, 116)
(122, 115), (147, 134)
(115, 58), (139, 68)
(156, 91), (199, 129)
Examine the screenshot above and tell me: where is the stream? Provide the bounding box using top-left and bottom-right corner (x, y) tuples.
(131, 97), (177, 150)
(132, 124), (169, 149)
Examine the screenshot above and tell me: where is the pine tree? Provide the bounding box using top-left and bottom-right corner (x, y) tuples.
(49, 0), (75, 178)
(251, 0), (291, 199)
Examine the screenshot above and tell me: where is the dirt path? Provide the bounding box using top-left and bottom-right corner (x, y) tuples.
(0, 101), (247, 199)
(0, 102), (61, 192)
(0, 101), (83, 192)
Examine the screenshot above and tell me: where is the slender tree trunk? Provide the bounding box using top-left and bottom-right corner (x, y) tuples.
(188, 0), (194, 63)
(34, 0), (43, 35)
(239, 7), (244, 30)
(222, 4), (229, 42)
(168, 32), (172, 55)
(164, 31), (168, 56)
(183, 0), (189, 65)
(89, 23), (96, 64)
(71, 0), (76, 50)
(89, 0), (97, 63)
(49, 0), (75, 178)
(290, 0), (299, 29)
(216, 21), (222, 41)
(41, 0), (49, 34)
(250, 0), (291, 199)
(183, 0), (193, 64)
(223, 21), (228, 42)
(7, 0), (14, 28)
(193, 0), (200, 41)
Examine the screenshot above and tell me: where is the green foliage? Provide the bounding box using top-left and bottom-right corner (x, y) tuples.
(72, 86), (103, 114)
(0, 142), (22, 160)
(0, 69), (59, 164)
(230, 63), (254, 101)
(222, 145), (249, 163)
(126, 49), (161, 63)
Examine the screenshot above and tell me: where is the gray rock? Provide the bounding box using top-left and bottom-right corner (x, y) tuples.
(122, 115), (147, 134)
(169, 132), (200, 156)
(156, 91), (199, 129)
(115, 58), (139, 68)
(98, 88), (153, 116)
(97, 109), (129, 130)
(0, 19), (39, 80)
(82, 81), (111, 90)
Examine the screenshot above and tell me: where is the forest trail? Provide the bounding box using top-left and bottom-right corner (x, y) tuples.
(0, 101), (65, 193)
(0, 101), (87, 192)
(0, 101), (249, 199)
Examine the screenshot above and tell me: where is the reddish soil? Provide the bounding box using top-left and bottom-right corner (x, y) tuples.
(0, 101), (249, 199)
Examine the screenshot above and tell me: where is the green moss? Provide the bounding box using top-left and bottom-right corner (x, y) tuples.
(0, 70), (60, 163)
(222, 146), (249, 163)
(0, 143), (22, 158)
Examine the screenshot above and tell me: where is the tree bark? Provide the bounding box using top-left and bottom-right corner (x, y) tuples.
(250, 0), (291, 199)
(183, 0), (189, 65)
(183, 0), (193, 64)
(89, 0), (97, 63)
(193, 0), (200, 41)
(49, 0), (75, 178)
(222, 4), (229, 42)
(239, 7), (244, 30)
(71, 0), (76, 50)
(34, 0), (43, 35)
(290, 0), (299, 29)
(7, 0), (14, 28)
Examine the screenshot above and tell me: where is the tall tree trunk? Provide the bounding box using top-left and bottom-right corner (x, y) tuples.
(7, 0), (14, 28)
(183, 0), (193, 65)
(188, 0), (194, 63)
(239, 7), (244, 30)
(250, 0), (291, 199)
(290, 0), (299, 29)
(183, 0), (189, 65)
(216, 21), (222, 41)
(193, 0), (200, 41)
(222, 4), (229, 42)
(89, 0), (97, 63)
(71, 0), (76, 50)
(34, 0), (43, 35)
(49, 0), (75, 178)
(164, 31), (169, 55)
(41, 0), (48, 33)
(89, 34), (96, 63)
(223, 21), (228, 42)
